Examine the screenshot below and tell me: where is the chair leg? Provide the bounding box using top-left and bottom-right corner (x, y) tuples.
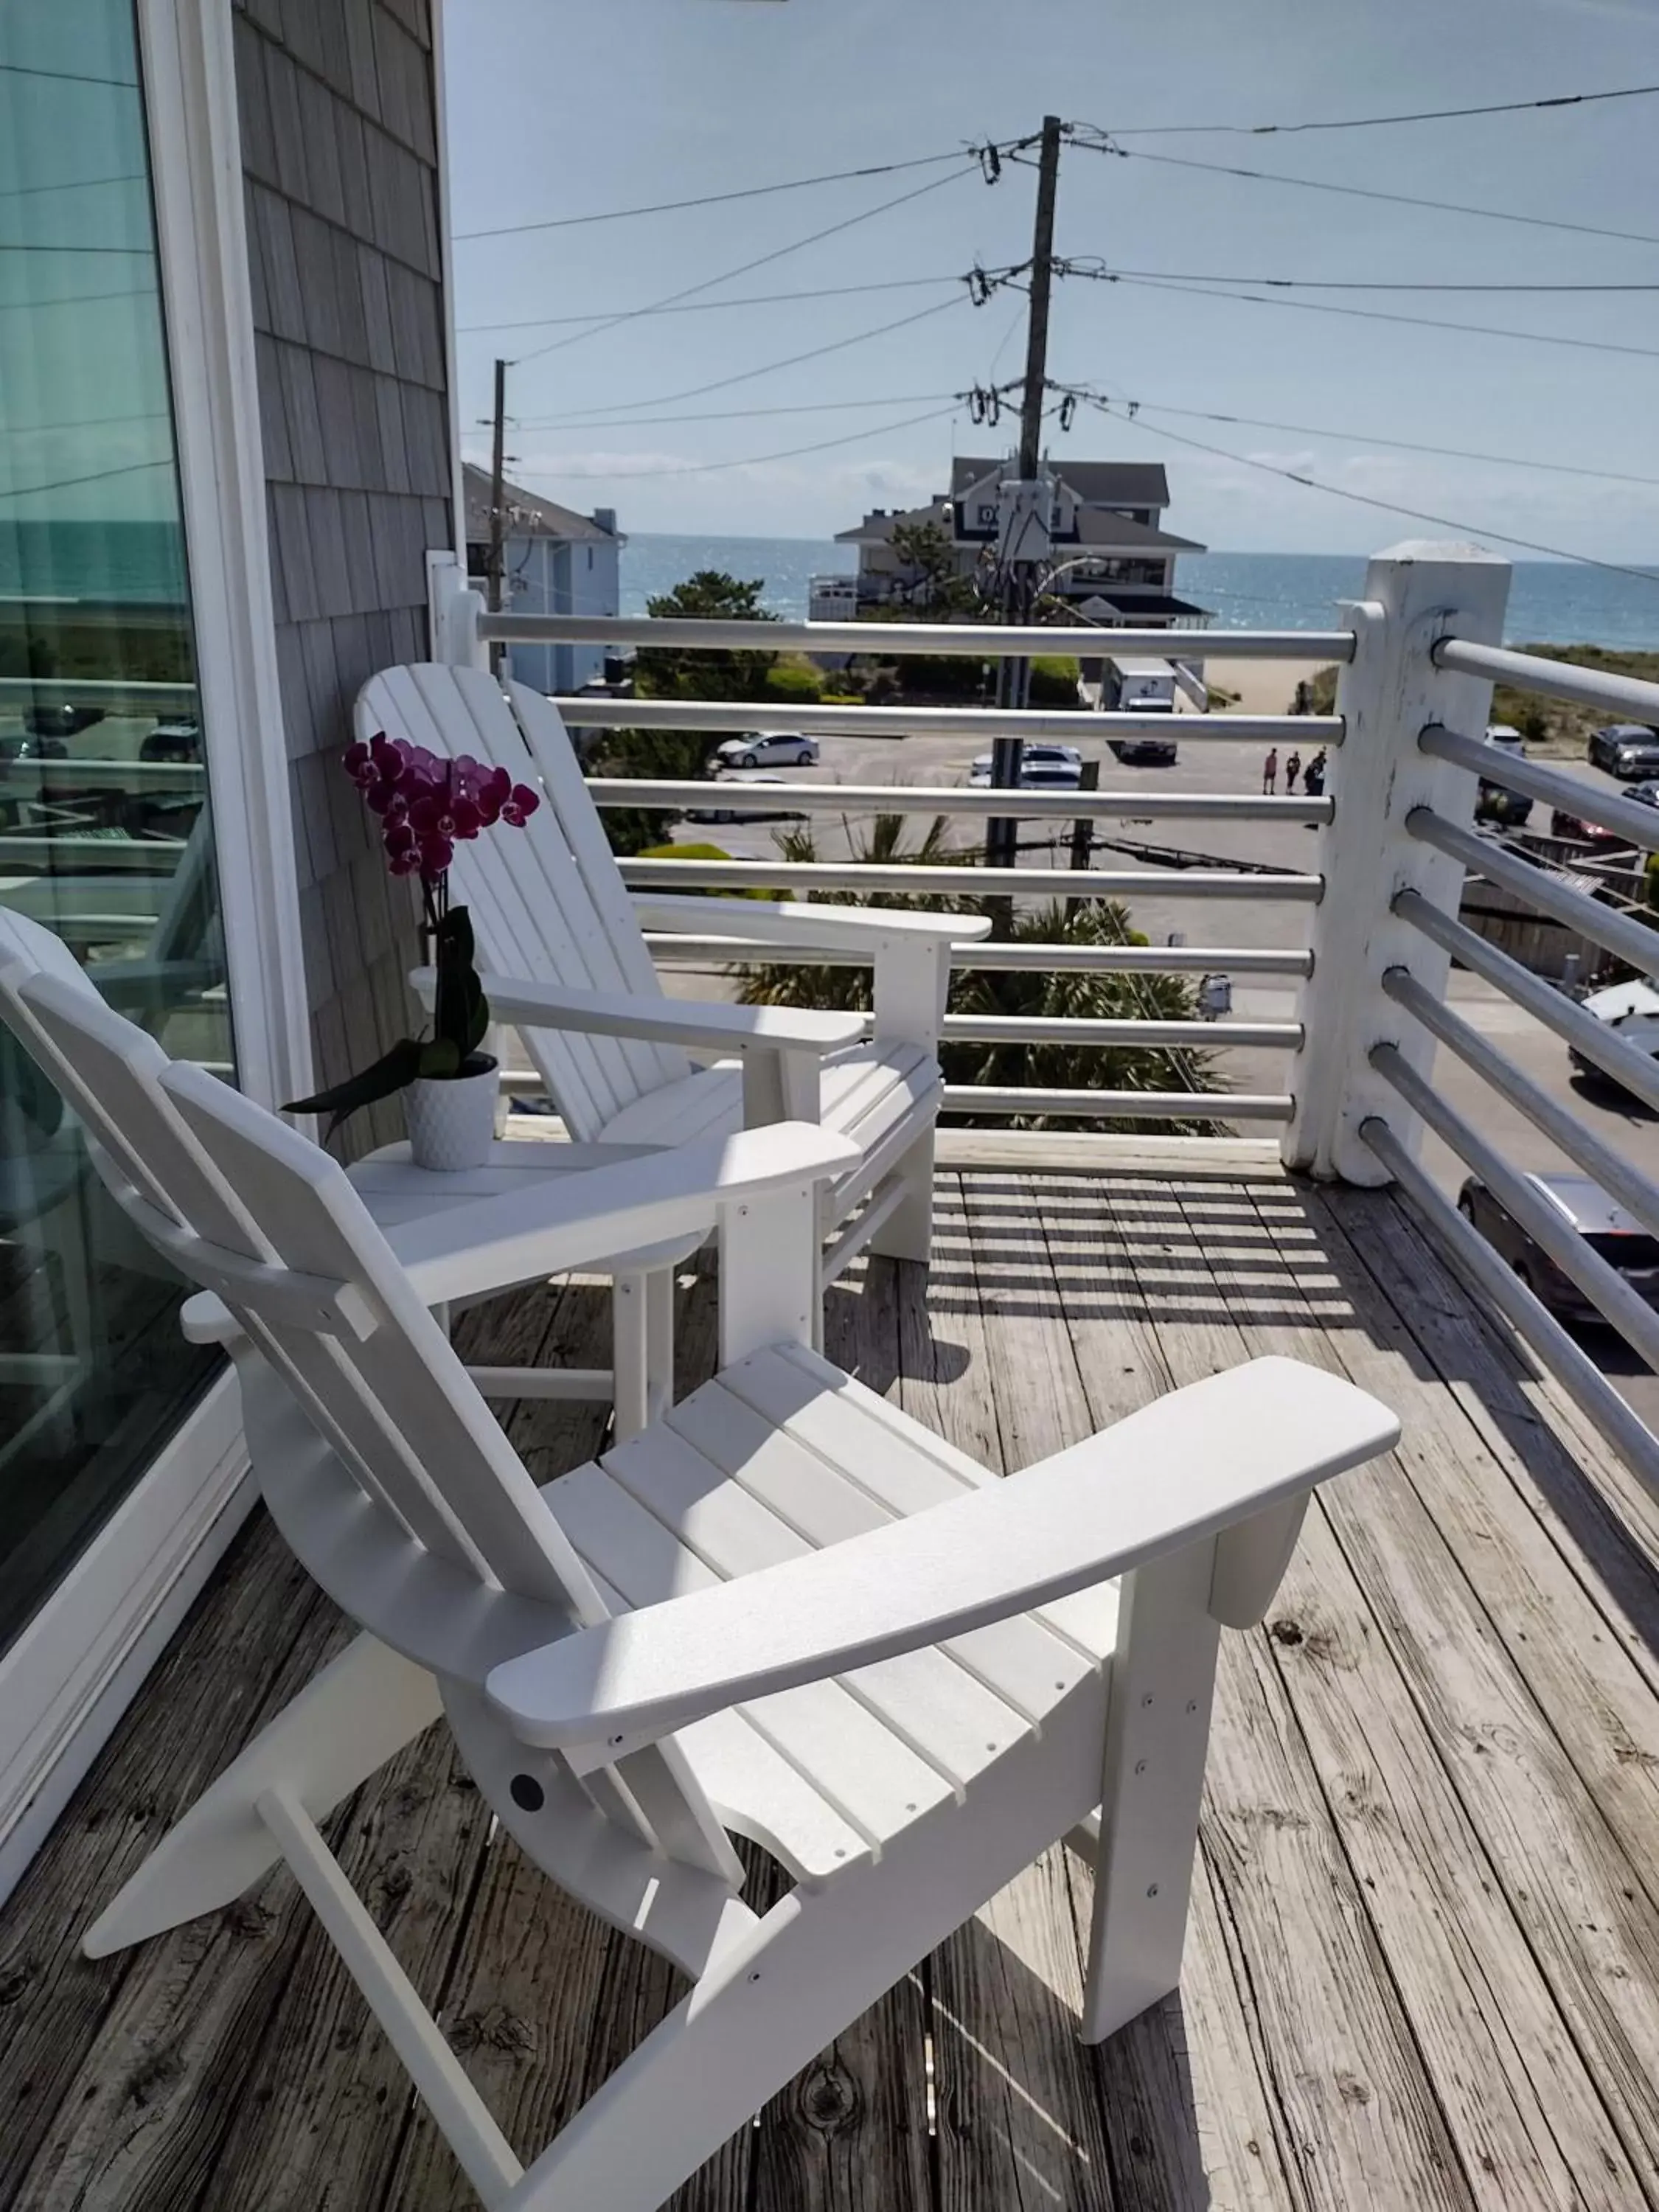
(83, 1632), (441, 1958)
(644, 1264), (675, 1428)
(864, 1128), (935, 1266)
(612, 1270), (650, 1443)
(1081, 1537), (1222, 2044)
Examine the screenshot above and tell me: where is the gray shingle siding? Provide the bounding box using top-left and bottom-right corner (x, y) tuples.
(234, 0), (451, 1153)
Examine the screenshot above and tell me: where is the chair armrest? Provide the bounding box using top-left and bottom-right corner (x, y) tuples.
(413, 967), (865, 1056)
(486, 1356), (1399, 1756)
(181, 1121), (860, 1341)
(633, 894), (993, 952)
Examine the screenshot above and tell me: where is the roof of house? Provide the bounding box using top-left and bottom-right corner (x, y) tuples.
(950, 456), (1171, 508)
(832, 501), (953, 545)
(462, 462), (620, 545)
(1059, 591), (1211, 621)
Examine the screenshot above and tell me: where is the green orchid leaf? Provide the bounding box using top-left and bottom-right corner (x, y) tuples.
(282, 1035), (425, 1138)
(417, 1035), (462, 1079)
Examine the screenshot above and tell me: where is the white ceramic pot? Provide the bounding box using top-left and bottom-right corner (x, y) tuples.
(403, 1054), (500, 1172)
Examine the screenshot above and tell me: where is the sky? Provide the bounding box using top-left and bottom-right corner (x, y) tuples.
(445, 0), (1659, 559)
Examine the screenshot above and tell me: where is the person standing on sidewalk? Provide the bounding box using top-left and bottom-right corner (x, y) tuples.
(1304, 748), (1327, 798)
(1262, 746), (1279, 795)
(1285, 749), (1302, 795)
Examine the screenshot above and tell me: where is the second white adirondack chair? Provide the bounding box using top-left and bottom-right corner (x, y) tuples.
(19, 958), (1402, 2211)
(355, 663), (992, 1310)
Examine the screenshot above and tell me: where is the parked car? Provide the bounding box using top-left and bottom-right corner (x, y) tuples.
(707, 732), (818, 771)
(1458, 1171), (1659, 1321)
(140, 718), (201, 763)
(1484, 723), (1525, 757)
(1108, 731), (1180, 767)
(1475, 723), (1531, 823)
(967, 742), (1083, 790)
(1550, 804), (1633, 846)
(1587, 723), (1659, 779)
(22, 702), (104, 740)
(686, 775), (804, 825)
(1568, 975), (1659, 1085)
(1628, 781), (1659, 809)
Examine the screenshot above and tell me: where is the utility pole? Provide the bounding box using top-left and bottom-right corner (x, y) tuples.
(986, 113), (1063, 883)
(486, 357), (508, 672)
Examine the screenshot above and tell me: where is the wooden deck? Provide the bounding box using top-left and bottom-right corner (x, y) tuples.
(6, 1155), (1659, 2211)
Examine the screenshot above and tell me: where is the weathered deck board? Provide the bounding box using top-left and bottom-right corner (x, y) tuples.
(6, 1161), (1659, 2212)
(1180, 1176), (1648, 2209)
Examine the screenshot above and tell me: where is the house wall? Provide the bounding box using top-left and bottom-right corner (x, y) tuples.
(500, 532), (622, 695)
(232, 0), (453, 1151)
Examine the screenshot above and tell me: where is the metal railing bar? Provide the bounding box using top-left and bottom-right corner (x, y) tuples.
(560, 698), (1341, 744)
(619, 858), (1324, 901)
(586, 777), (1335, 824)
(1368, 1041), (1659, 1374)
(1434, 638), (1659, 725)
(487, 611), (1356, 663)
(1419, 723), (1659, 848)
(1381, 965), (1659, 1245)
(639, 933), (1314, 976)
(1360, 1114), (1659, 1503)
(941, 1014), (1301, 1048)
(1408, 807), (1659, 976)
(1392, 888), (1659, 1117)
(942, 1086), (1293, 1120)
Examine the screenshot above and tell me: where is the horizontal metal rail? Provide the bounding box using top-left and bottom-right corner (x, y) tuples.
(0, 758), (205, 793)
(586, 777), (1334, 824)
(487, 611), (1356, 663)
(1393, 888), (1659, 1116)
(1408, 807), (1659, 975)
(560, 696), (1340, 744)
(940, 1013), (1301, 1048)
(619, 857), (1324, 901)
(0, 677), (198, 712)
(1420, 723), (1659, 848)
(942, 1085), (1293, 1120)
(1435, 637), (1659, 724)
(1368, 1041), (1659, 1374)
(641, 931), (1314, 977)
(1381, 965), (1659, 1244)
(1359, 1115), (1659, 1500)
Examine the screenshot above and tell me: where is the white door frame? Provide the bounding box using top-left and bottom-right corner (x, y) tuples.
(0, 0), (308, 1903)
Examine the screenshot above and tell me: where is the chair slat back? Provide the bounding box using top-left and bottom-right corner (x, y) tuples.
(8, 920), (738, 1877)
(0, 906), (256, 1245)
(355, 664), (689, 1137)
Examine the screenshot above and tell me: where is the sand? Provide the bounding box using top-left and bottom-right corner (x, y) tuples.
(1197, 655), (1338, 718)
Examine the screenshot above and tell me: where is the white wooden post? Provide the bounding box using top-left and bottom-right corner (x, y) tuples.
(866, 937), (952, 1264)
(1282, 541), (1510, 1184)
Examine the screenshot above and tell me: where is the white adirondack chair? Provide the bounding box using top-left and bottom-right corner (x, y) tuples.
(355, 664), (991, 1307)
(21, 959), (1401, 2211)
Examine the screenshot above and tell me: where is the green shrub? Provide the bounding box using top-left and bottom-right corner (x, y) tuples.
(763, 660), (822, 702)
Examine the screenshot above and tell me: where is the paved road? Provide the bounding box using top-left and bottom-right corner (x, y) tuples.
(675, 710), (1659, 1422)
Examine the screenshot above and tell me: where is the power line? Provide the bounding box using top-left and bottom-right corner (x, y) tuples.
(1076, 142), (1659, 249)
(0, 60), (138, 90)
(497, 401), (964, 484)
(0, 240), (150, 256)
(0, 170), (144, 202)
(504, 392), (956, 431)
(509, 166), (975, 369)
(529, 292), (971, 415)
(3, 406), (167, 437)
(0, 456), (168, 502)
(458, 276), (960, 334)
(1065, 264), (1659, 293)
(1071, 391), (1659, 586)
(1105, 272), (1659, 362)
(0, 284), (155, 316)
(455, 147), (983, 240)
(1054, 389), (1659, 490)
(1079, 83), (1659, 139)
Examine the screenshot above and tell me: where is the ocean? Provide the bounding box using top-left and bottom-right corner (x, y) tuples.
(621, 535), (1659, 653)
(5, 521), (1652, 654)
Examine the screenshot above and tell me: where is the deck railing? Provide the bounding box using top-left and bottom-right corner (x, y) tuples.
(436, 545), (1659, 1490)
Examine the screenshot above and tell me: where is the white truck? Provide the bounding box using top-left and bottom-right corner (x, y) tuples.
(1102, 656), (1178, 765)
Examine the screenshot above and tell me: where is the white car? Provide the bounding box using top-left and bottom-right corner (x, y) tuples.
(1485, 723), (1525, 758)
(967, 743), (1083, 790)
(1569, 975), (1659, 1087)
(708, 731), (818, 771)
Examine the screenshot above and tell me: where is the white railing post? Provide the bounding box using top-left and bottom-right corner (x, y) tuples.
(425, 552), (487, 669)
(1282, 541), (1511, 1183)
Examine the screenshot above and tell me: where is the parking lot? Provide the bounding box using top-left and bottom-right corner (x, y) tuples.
(664, 670), (1659, 1423)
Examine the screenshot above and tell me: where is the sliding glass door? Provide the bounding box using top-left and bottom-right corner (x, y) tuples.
(0, 1), (233, 1654)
